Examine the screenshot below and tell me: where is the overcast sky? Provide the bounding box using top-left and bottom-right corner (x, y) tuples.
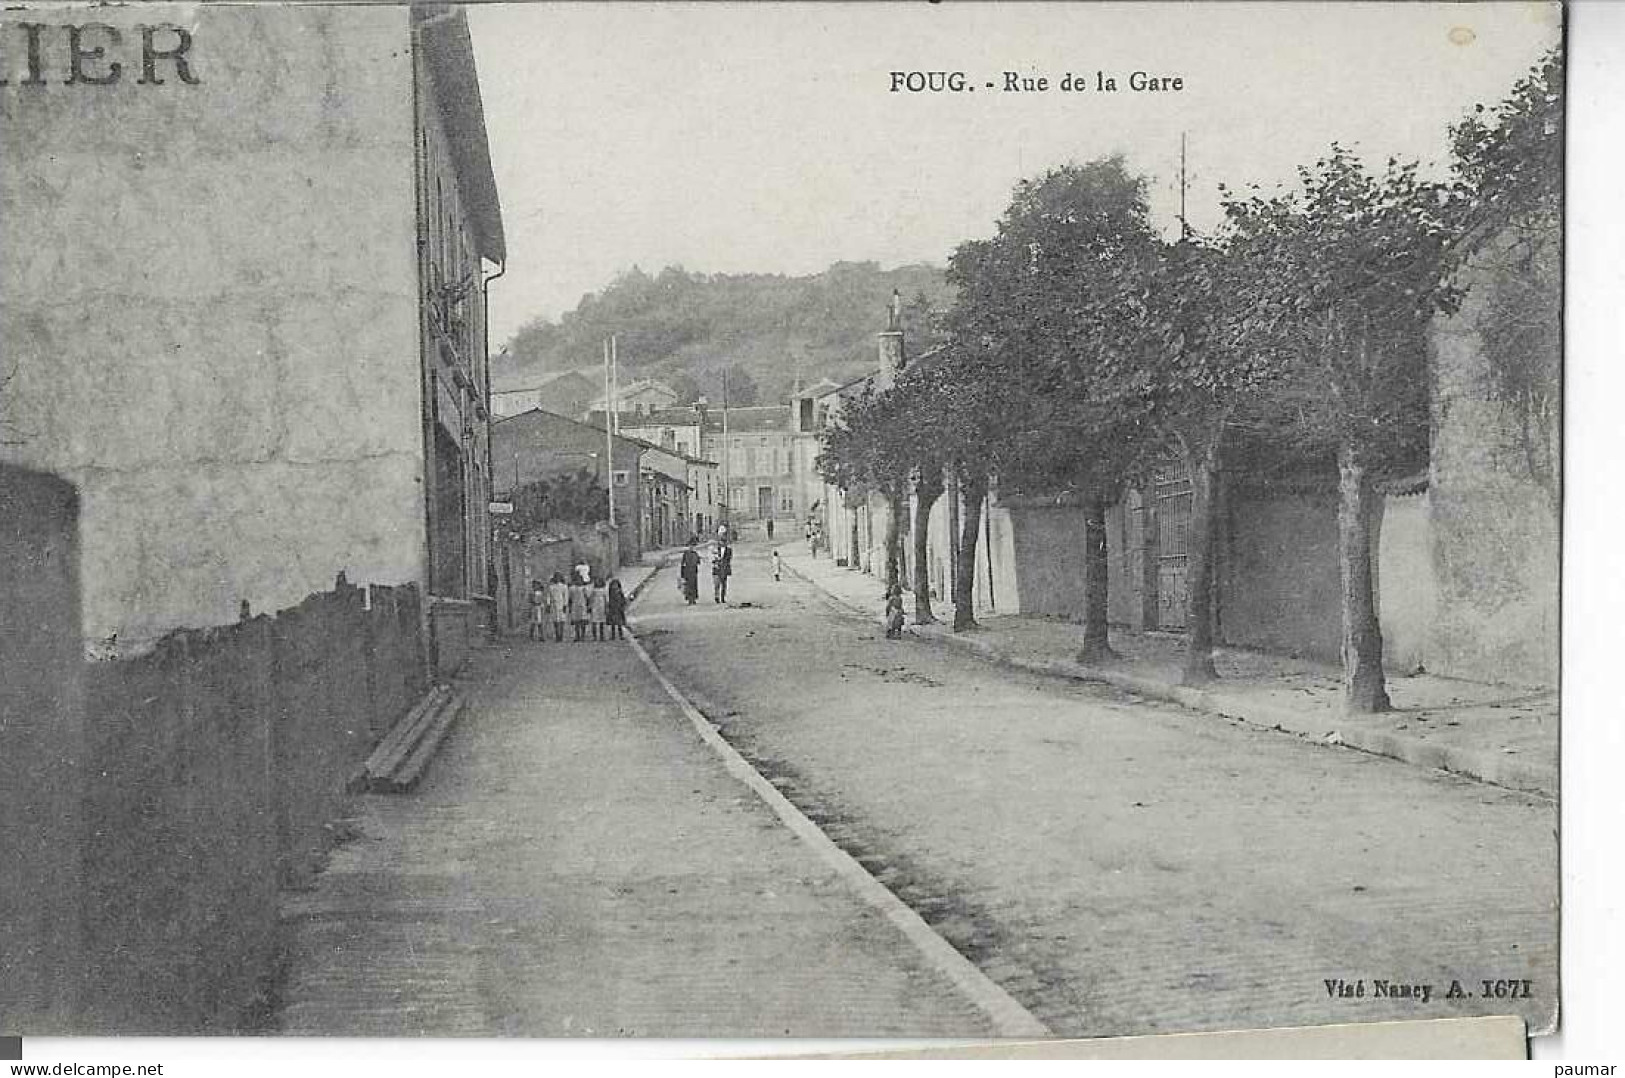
(467, 1), (1559, 344)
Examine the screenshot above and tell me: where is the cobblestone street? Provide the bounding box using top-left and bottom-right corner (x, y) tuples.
(631, 542), (1559, 1039)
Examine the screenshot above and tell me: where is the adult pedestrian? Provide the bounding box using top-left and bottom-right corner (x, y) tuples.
(606, 578), (628, 640)
(679, 541), (701, 605)
(766, 518), (775, 541)
(712, 541), (733, 604)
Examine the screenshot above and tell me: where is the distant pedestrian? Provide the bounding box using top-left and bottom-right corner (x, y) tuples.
(771, 549), (783, 582)
(766, 518), (775, 541)
(884, 584), (906, 639)
(712, 541), (733, 604)
(528, 580), (546, 641)
(546, 572), (569, 642)
(606, 578), (628, 640)
(589, 576), (608, 641)
(567, 576), (590, 641)
(679, 541), (701, 605)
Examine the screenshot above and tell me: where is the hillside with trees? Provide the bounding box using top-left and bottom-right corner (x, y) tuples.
(494, 261), (952, 406)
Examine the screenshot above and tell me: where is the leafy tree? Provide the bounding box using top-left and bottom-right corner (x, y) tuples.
(816, 385), (910, 590)
(1106, 235), (1259, 684)
(1219, 147), (1458, 711)
(719, 365), (760, 408)
(507, 469), (609, 533)
(941, 158), (1162, 645)
(1447, 49), (1562, 517)
(815, 368), (952, 619)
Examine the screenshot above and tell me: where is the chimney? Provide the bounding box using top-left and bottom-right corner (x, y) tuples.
(876, 289), (905, 390)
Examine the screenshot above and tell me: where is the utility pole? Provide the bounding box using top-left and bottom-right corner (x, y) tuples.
(721, 367), (730, 529)
(1179, 131), (1190, 242)
(603, 338), (615, 539)
(604, 338), (614, 439)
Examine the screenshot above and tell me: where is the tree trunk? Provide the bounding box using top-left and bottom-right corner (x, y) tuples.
(884, 489), (908, 590)
(1181, 436), (1220, 685)
(952, 473), (987, 632)
(1337, 442), (1391, 713)
(848, 511), (860, 572)
(912, 472), (942, 623)
(1077, 489), (1116, 664)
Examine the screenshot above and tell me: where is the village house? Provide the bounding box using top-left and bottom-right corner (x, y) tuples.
(491, 367), (598, 419)
(491, 407), (645, 566)
(590, 376), (681, 416)
(613, 399), (821, 532)
(0, 4), (506, 1033)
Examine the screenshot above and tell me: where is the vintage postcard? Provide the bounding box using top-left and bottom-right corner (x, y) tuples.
(0, 0), (1561, 1050)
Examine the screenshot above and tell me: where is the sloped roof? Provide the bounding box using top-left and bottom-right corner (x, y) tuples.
(712, 406), (794, 434)
(414, 6), (505, 263)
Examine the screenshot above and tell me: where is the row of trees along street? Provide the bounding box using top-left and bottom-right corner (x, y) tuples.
(817, 51), (1559, 713)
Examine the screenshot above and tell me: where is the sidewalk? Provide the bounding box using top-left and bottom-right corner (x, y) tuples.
(275, 554), (996, 1037)
(777, 545), (1557, 800)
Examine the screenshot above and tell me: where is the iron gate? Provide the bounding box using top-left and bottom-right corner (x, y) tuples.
(1154, 461), (1192, 631)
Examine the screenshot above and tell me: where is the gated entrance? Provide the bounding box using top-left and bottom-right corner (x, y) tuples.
(1153, 460), (1192, 631)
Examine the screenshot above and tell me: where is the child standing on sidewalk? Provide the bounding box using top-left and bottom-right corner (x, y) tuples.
(588, 575), (609, 642)
(606, 578), (628, 640)
(567, 575), (589, 641)
(771, 549), (783, 582)
(884, 583), (906, 639)
(546, 572), (569, 642)
(528, 580), (546, 641)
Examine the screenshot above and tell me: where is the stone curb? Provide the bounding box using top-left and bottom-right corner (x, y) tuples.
(623, 627), (1051, 1039)
(780, 559), (1556, 801)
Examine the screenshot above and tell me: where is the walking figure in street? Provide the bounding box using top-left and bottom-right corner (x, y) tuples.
(712, 541), (733, 604)
(567, 575), (589, 641)
(606, 578), (628, 640)
(679, 541), (701, 605)
(771, 548), (783, 582)
(766, 518), (775, 541)
(884, 583), (906, 639)
(589, 575), (608, 641)
(546, 572), (569, 642)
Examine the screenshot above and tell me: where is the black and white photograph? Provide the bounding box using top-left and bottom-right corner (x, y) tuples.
(0, 0), (1571, 1057)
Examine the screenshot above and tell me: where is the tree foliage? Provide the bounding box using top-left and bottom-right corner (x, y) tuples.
(1447, 48), (1562, 511)
(507, 469), (609, 533)
(498, 262), (952, 406)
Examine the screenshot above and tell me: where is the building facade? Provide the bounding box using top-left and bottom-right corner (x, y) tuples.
(0, 4), (503, 664)
(0, 4), (504, 1032)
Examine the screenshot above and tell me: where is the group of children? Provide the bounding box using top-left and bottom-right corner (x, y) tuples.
(528, 569), (627, 643)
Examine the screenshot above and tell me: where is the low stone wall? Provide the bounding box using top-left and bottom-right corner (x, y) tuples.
(75, 578), (427, 1033)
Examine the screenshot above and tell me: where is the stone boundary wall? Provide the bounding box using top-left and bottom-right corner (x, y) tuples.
(76, 579), (426, 1033)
